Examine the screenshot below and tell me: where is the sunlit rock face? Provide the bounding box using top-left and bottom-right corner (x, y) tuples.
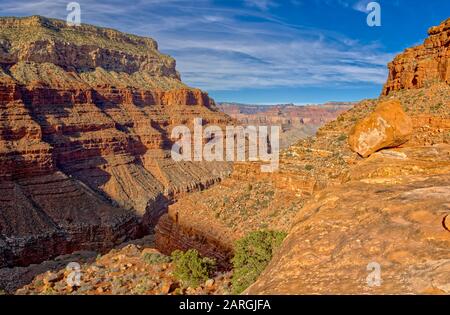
(348, 100), (413, 158)
(383, 18), (450, 95)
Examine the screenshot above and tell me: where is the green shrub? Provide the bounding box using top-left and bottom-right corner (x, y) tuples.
(305, 164), (314, 171)
(231, 230), (287, 294)
(171, 249), (216, 287)
(142, 252), (171, 265)
(337, 134), (347, 142)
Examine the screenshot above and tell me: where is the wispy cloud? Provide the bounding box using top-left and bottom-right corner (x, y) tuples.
(312, 0), (372, 13)
(352, 0), (372, 12)
(0, 0), (393, 91)
(244, 0), (277, 11)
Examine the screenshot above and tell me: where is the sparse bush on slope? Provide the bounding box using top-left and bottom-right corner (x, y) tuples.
(232, 230), (287, 294)
(171, 249), (216, 287)
(142, 252), (171, 265)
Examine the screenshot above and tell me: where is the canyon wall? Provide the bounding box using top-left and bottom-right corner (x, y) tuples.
(0, 16), (232, 268)
(154, 102), (355, 262)
(383, 18), (450, 95)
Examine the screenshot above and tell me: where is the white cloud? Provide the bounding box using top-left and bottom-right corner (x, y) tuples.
(352, 0), (372, 13)
(0, 0), (393, 91)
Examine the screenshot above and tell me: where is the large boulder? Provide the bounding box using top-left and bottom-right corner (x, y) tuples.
(348, 100), (413, 157)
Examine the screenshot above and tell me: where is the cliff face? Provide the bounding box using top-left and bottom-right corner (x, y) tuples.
(247, 18), (450, 294)
(0, 16), (231, 268)
(383, 18), (450, 95)
(218, 102), (354, 125)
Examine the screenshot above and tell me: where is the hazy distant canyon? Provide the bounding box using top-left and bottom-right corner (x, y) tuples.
(218, 102), (354, 149)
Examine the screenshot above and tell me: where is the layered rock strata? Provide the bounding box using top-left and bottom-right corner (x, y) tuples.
(383, 18), (450, 95)
(0, 16), (231, 268)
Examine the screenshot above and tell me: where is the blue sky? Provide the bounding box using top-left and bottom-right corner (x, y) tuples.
(1, 0), (449, 104)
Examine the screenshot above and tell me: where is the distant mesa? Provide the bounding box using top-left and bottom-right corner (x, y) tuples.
(218, 102), (355, 149)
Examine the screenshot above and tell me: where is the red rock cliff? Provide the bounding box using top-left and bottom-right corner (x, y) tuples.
(0, 16), (231, 268)
(383, 18), (450, 95)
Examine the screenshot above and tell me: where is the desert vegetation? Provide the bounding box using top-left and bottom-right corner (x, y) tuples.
(231, 230), (287, 294)
(171, 249), (216, 288)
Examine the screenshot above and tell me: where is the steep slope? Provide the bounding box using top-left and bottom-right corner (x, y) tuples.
(247, 149), (450, 294)
(0, 16), (231, 268)
(247, 18), (450, 294)
(155, 18), (450, 294)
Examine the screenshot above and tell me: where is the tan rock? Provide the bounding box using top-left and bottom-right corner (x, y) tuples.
(348, 100), (413, 157)
(246, 168), (450, 294)
(205, 279), (215, 288)
(160, 281), (177, 295)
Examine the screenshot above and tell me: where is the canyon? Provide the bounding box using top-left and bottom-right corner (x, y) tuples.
(0, 16), (449, 295)
(0, 15), (232, 272)
(155, 18), (450, 294)
(218, 102), (354, 149)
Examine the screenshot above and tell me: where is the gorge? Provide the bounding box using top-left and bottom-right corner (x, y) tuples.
(0, 15), (232, 270)
(0, 15), (449, 296)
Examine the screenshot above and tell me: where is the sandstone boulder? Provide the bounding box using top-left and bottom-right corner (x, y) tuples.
(348, 100), (413, 157)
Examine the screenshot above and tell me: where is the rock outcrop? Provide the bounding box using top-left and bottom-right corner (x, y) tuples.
(0, 16), (231, 268)
(247, 155), (450, 294)
(383, 18), (450, 95)
(348, 100), (413, 157)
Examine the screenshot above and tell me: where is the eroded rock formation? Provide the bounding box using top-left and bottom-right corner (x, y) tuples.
(383, 18), (450, 95)
(247, 153), (450, 294)
(218, 102), (354, 149)
(0, 16), (231, 268)
(3, 16), (450, 296)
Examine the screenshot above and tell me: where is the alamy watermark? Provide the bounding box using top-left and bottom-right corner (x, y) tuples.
(367, 2), (381, 27)
(171, 118), (280, 172)
(66, 2), (81, 26)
